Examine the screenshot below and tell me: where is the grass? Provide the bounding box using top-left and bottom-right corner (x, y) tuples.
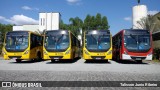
(151, 59), (160, 63)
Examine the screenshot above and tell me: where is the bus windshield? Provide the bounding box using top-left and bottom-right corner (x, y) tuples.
(5, 35), (28, 52)
(124, 35), (151, 52)
(85, 34), (110, 51)
(44, 34), (69, 51)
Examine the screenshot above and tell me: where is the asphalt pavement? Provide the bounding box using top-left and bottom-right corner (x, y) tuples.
(0, 58), (160, 90)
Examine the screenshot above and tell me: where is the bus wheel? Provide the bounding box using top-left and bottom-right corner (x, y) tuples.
(136, 60), (142, 63)
(16, 59), (22, 63)
(51, 59), (55, 63)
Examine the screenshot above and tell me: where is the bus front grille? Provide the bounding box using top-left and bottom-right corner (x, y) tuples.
(131, 56), (146, 60)
(49, 56), (63, 59)
(9, 56), (21, 59)
(91, 56), (106, 60)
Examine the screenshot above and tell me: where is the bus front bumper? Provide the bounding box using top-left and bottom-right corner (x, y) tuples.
(122, 54), (152, 60)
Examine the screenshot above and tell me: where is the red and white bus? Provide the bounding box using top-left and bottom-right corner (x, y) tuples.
(112, 29), (152, 63)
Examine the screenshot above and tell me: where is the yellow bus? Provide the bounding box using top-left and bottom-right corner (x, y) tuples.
(83, 30), (112, 61)
(43, 30), (80, 62)
(2, 31), (43, 62)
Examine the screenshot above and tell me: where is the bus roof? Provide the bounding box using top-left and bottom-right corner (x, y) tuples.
(85, 30), (110, 35)
(113, 29), (150, 37)
(6, 30), (42, 36)
(45, 30), (69, 35)
(6, 31), (29, 35)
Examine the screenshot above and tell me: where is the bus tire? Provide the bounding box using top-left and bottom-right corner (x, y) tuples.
(16, 59), (22, 63)
(136, 60), (142, 63)
(51, 59), (55, 63)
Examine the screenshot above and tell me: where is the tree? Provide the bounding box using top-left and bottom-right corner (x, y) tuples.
(0, 23), (13, 54)
(59, 13), (110, 36)
(90, 16), (96, 30)
(101, 16), (110, 30)
(83, 14), (91, 30)
(69, 17), (83, 36)
(136, 15), (157, 32)
(95, 13), (102, 29)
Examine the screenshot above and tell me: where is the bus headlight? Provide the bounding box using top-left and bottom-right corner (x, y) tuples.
(65, 50), (70, 55)
(107, 50), (112, 55)
(23, 50), (29, 55)
(84, 50), (89, 55)
(43, 50), (48, 55)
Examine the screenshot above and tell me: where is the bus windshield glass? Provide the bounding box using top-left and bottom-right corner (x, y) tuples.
(44, 34), (69, 51)
(5, 34), (29, 52)
(85, 34), (110, 51)
(124, 35), (151, 52)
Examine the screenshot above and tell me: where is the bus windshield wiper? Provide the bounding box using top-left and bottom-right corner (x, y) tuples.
(57, 34), (64, 43)
(91, 34), (97, 42)
(130, 34), (137, 43)
(16, 35), (24, 45)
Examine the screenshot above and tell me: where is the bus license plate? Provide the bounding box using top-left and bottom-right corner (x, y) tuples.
(14, 53), (21, 55)
(12, 58), (17, 60)
(136, 58), (141, 60)
(54, 58), (59, 59)
(96, 58), (101, 60)
(97, 53), (105, 56)
(55, 53), (63, 55)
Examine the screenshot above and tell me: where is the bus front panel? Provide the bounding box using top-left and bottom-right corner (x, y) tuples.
(3, 31), (30, 60)
(122, 30), (152, 61)
(83, 30), (112, 60)
(43, 30), (73, 60)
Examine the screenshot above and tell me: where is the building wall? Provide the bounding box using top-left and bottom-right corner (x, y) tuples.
(13, 25), (39, 32)
(13, 26), (23, 31)
(13, 12), (61, 33)
(39, 12), (60, 32)
(23, 25), (39, 32)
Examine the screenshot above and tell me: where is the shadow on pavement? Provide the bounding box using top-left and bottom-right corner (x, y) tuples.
(113, 60), (149, 64)
(9, 59), (45, 64)
(84, 60), (111, 64)
(46, 57), (80, 64)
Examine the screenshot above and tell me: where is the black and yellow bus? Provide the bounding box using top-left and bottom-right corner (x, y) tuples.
(2, 31), (43, 62)
(43, 30), (80, 62)
(83, 30), (112, 61)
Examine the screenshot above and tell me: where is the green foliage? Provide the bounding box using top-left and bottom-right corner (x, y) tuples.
(0, 23), (13, 42)
(83, 13), (110, 31)
(0, 23), (13, 54)
(101, 16), (110, 30)
(60, 13), (110, 37)
(153, 48), (160, 60)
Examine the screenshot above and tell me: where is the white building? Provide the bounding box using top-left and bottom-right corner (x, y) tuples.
(39, 12), (61, 31)
(132, 5), (148, 29)
(13, 25), (39, 32)
(13, 12), (61, 32)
